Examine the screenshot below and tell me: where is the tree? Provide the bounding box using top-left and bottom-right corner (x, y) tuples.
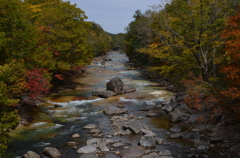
(139, 0), (239, 82)
(220, 7), (240, 114)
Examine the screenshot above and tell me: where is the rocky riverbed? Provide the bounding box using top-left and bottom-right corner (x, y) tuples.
(5, 51), (240, 158)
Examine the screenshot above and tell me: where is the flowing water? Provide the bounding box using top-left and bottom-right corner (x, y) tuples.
(4, 51), (196, 158)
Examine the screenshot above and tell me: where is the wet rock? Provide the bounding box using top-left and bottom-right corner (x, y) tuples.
(178, 103), (188, 110)
(77, 145), (97, 154)
(155, 137), (164, 144)
(103, 57), (112, 61)
(146, 101), (156, 106)
(104, 106), (126, 115)
(92, 88), (115, 98)
(139, 136), (156, 147)
(141, 152), (160, 158)
(83, 124), (97, 130)
(186, 114), (204, 124)
(163, 104), (174, 112)
(72, 133), (80, 138)
(112, 142), (125, 148)
(105, 139), (114, 144)
(121, 146), (145, 158)
(146, 112), (158, 117)
(86, 138), (101, 146)
(181, 132), (200, 140)
(66, 141), (77, 147)
(142, 129), (157, 137)
(159, 150), (172, 156)
(106, 76), (124, 94)
(169, 109), (183, 122)
(99, 142), (110, 152)
(167, 85), (177, 91)
(170, 124), (182, 133)
(119, 129), (132, 135)
(89, 129), (101, 134)
(121, 84), (136, 93)
(123, 120), (144, 134)
(170, 132), (183, 139)
(80, 153), (99, 158)
(22, 151), (40, 158)
(43, 147), (61, 158)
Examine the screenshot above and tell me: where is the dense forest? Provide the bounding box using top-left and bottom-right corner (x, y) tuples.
(0, 0), (125, 156)
(124, 0), (240, 123)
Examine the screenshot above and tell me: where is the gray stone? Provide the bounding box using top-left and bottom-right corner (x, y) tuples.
(72, 133), (80, 138)
(170, 132), (183, 139)
(165, 104), (173, 112)
(112, 142), (125, 148)
(99, 142), (110, 152)
(77, 145), (97, 154)
(80, 153), (98, 158)
(139, 136), (156, 147)
(66, 141), (77, 147)
(170, 124), (182, 133)
(121, 84), (136, 93)
(43, 147), (61, 158)
(123, 120), (144, 134)
(159, 150), (172, 156)
(89, 129), (101, 134)
(121, 146), (145, 158)
(155, 137), (164, 144)
(146, 112), (158, 117)
(22, 151), (40, 158)
(119, 129), (132, 135)
(146, 101), (156, 106)
(142, 129), (157, 137)
(104, 106), (126, 115)
(181, 132), (200, 140)
(86, 138), (101, 146)
(105, 139), (114, 144)
(92, 88), (115, 98)
(186, 114), (204, 124)
(106, 76), (124, 94)
(141, 152), (160, 158)
(167, 85), (177, 91)
(169, 109), (182, 122)
(83, 124), (97, 130)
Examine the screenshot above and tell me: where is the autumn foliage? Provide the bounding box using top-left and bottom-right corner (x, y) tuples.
(220, 7), (240, 114)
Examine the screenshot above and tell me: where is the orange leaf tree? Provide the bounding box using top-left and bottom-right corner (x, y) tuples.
(221, 7), (240, 114)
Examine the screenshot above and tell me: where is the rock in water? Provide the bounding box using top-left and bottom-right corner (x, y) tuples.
(104, 106), (126, 115)
(92, 88), (115, 98)
(22, 151), (40, 158)
(106, 76), (124, 94)
(121, 146), (145, 158)
(43, 147), (61, 158)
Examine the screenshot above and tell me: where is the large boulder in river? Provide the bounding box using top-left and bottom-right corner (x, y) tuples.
(43, 147), (61, 158)
(22, 151), (40, 158)
(106, 76), (124, 94)
(92, 88), (115, 98)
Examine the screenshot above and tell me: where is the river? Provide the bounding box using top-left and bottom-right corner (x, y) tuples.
(5, 51), (200, 158)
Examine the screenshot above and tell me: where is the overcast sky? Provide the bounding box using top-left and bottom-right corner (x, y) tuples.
(66, 0), (165, 34)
